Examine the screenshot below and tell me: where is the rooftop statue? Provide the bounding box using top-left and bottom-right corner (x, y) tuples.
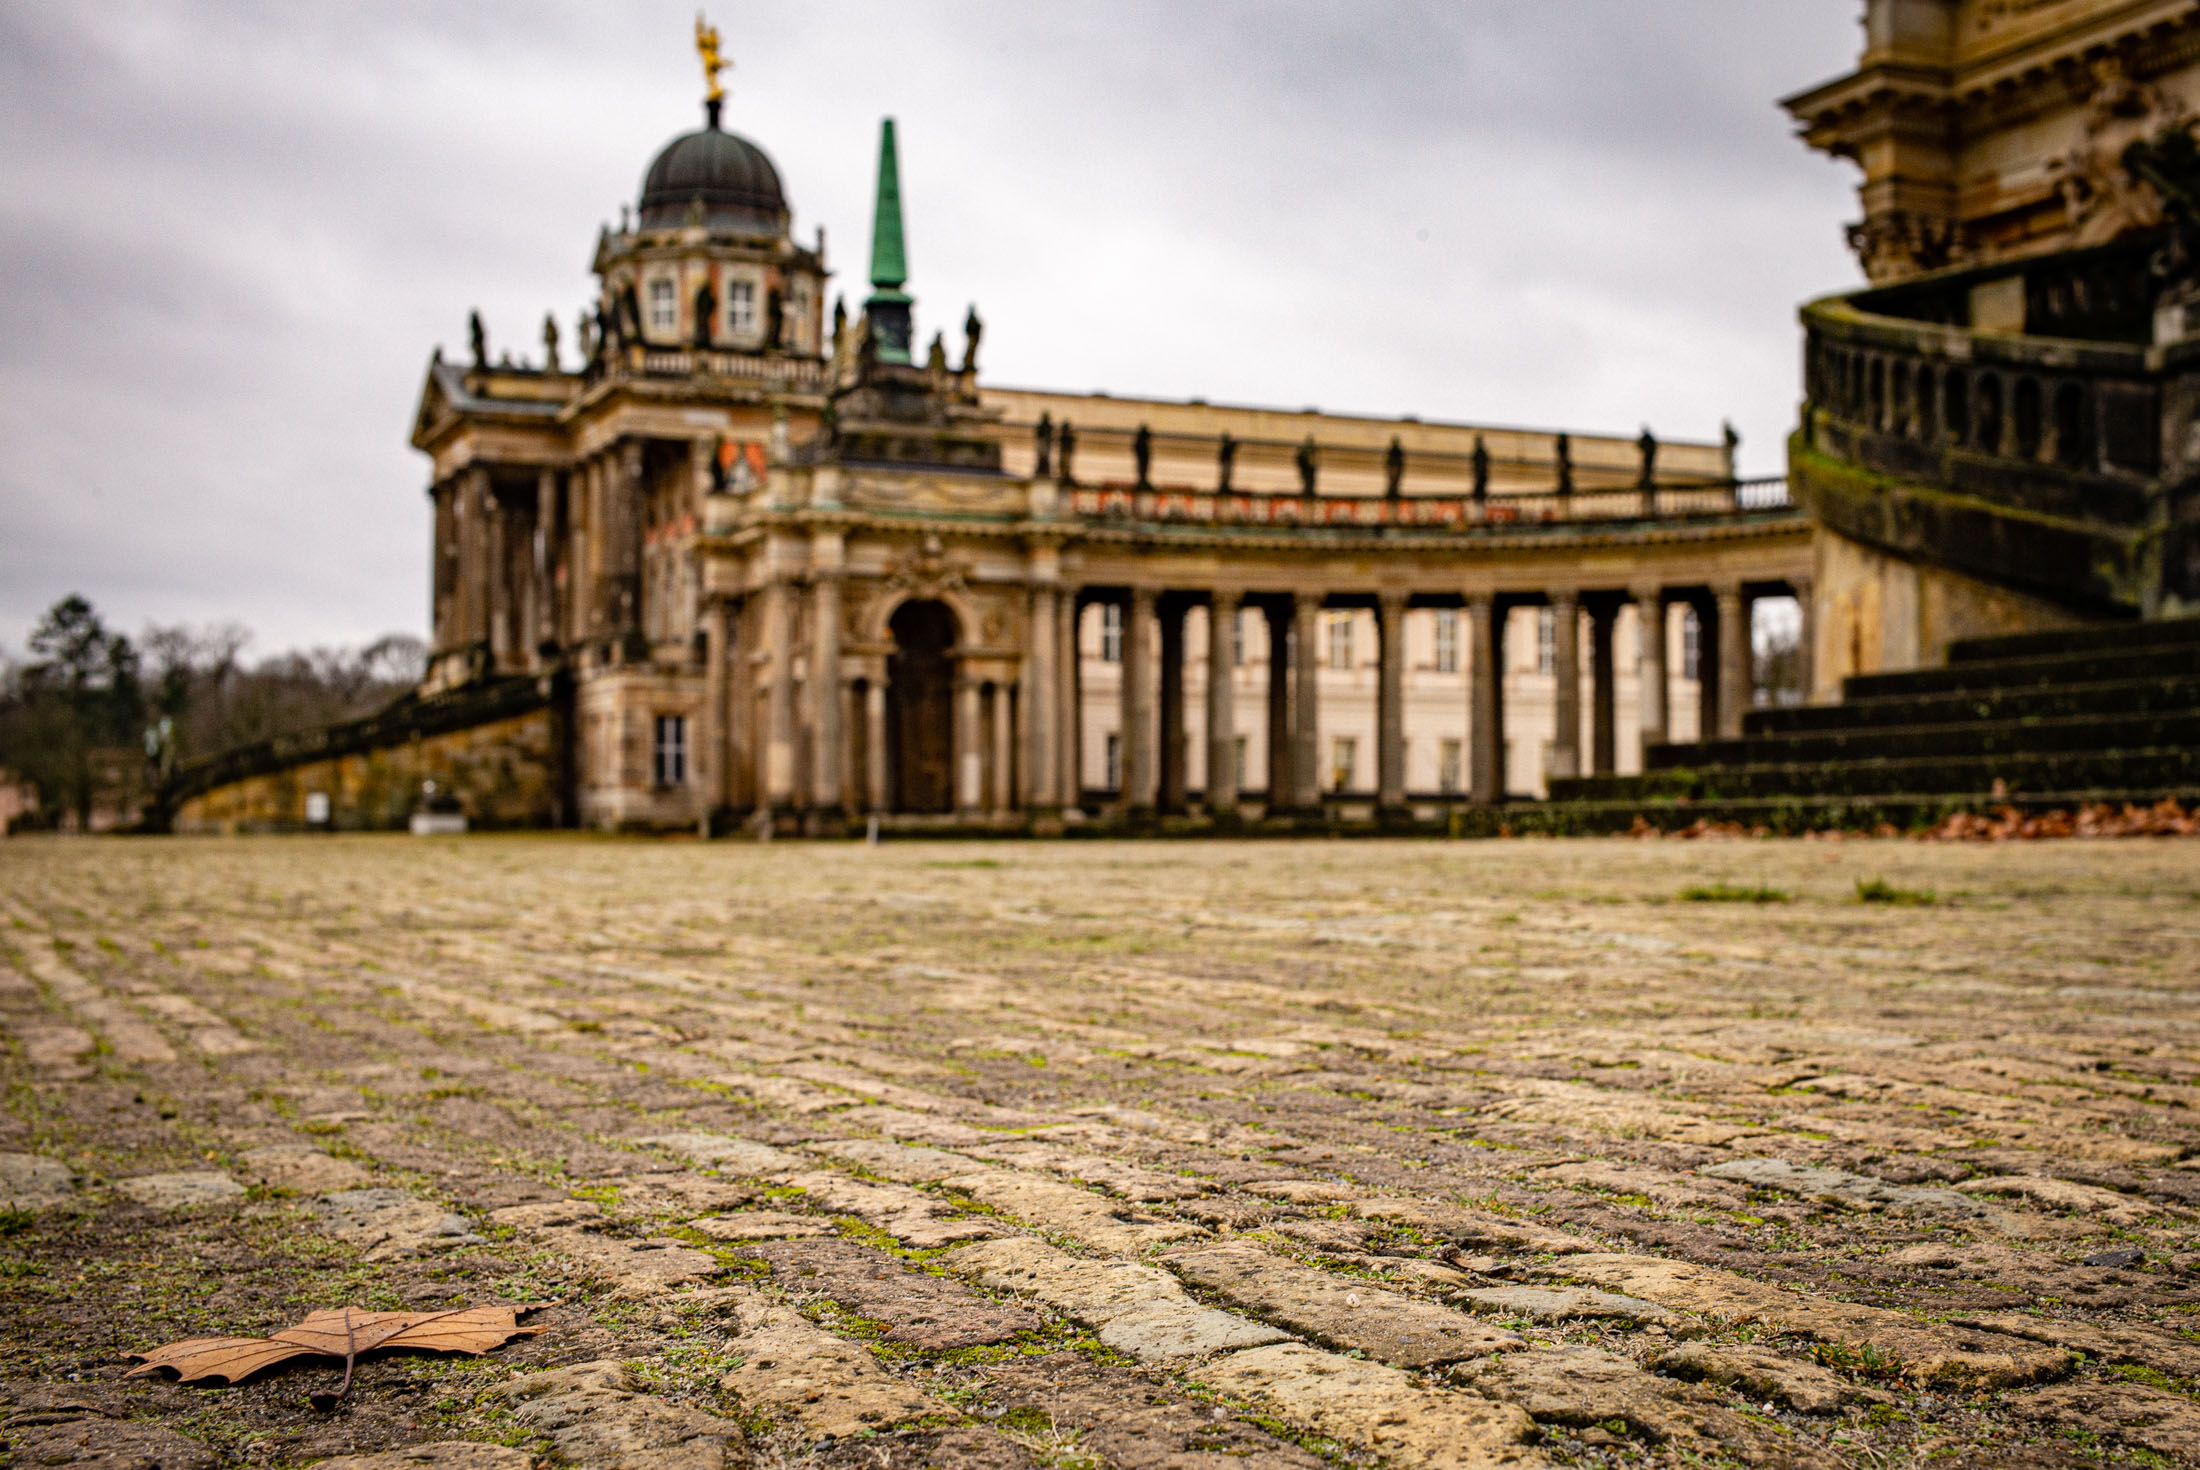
(1472, 435), (1490, 501)
(1637, 427), (1657, 487)
(1296, 436), (1319, 496)
(1385, 436), (1405, 497)
(695, 13), (728, 105)
(542, 313), (560, 373)
(1217, 432), (1236, 492)
(1033, 412), (1053, 478)
(468, 311), (487, 370)
(961, 304), (983, 375)
(1134, 424), (1153, 488)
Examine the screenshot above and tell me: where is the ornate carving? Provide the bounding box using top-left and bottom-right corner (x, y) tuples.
(2051, 59), (2191, 248)
(883, 535), (969, 601)
(1846, 209), (1964, 284)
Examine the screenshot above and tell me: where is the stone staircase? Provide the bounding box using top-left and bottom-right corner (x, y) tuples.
(1519, 618), (2200, 834)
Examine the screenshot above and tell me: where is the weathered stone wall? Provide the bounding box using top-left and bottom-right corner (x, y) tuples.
(173, 706), (560, 834)
(1810, 525), (2095, 700)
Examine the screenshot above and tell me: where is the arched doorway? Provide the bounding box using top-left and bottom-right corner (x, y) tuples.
(887, 600), (958, 813)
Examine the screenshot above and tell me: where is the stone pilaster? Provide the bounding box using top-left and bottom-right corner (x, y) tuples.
(1121, 588), (1157, 814)
(1206, 591), (1241, 819)
(1715, 582), (1749, 738)
(1632, 584), (1667, 762)
(1589, 600), (1618, 778)
(1266, 601), (1293, 811)
(1158, 598), (1187, 814)
(954, 673), (984, 818)
(808, 537), (844, 821)
(1377, 593), (1407, 812)
(1549, 590), (1581, 782)
(1291, 592), (1322, 812)
(1468, 595), (1503, 803)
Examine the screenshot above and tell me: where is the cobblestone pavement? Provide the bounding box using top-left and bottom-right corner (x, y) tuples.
(0, 835), (2196, 1469)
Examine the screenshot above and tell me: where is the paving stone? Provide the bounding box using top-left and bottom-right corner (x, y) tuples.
(721, 1302), (942, 1438)
(810, 1428), (1036, 1469)
(530, 1225), (723, 1295)
(636, 1132), (808, 1179)
(1951, 1312), (2200, 1379)
(1648, 1340), (1865, 1413)
(2, 1415), (218, 1469)
(944, 1236), (1289, 1362)
(1700, 1157), (1983, 1214)
(1351, 1198), (1595, 1255)
(112, 1171), (243, 1212)
(1161, 1242), (1519, 1366)
(690, 1210), (835, 1241)
(1455, 1346), (1794, 1457)
(235, 1143), (368, 1193)
(500, 1359), (745, 1466)
(803, 1138), (972, 1182)
(12, 1024), (94, 1079)
(963, 1141), (1206, 1202)
(313, 1444), (534, 1470)
(983, 1351), (1332, 1468)
(1533, 1252), (2071, 1387)
(941, 1168), (1201, 1253)
(1453, 1283), (1677, 1327)
(1194, 1342), (1543, 1469)
(1534, 1159), (1747, 1210)
(316, 1187), (481, 1260)
(1956, 1173), (2163, 1223)
(0, 1152), (74, 1209)
(2008, 1380), (2200, 1459)
(782, 1169), (996, 1247)
(744, 1237), (1040, 1348)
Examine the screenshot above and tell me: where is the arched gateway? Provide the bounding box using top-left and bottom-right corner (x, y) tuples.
(886, 600), (957, 814)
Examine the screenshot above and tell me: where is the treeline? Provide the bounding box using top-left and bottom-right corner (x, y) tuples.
(0, 595), (424, 831)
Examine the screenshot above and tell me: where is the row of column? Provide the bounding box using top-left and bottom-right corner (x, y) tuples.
(1103, 578), (1811, 815)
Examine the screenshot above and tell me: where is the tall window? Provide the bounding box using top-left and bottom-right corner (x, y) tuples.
(653, 714), (688, 786)
(1105, 732), (1122, 790)
(1682, 607), (1702, 680)
(1439, 738), (1463, 793)
(725, 279), (757, 337)
(647, 276), (678, 333)
(1536, 607), (1557, 675)
(1100, 603), (1123, 662)
(1433, 608), (1460, 673)
(1234, 735), (1248, 787)
(1231, 609), (1246, 667)
(1327, 611), (1354, 670)
(1331, 736), (1357, 792)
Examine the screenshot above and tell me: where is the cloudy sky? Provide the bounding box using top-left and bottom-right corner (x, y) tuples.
(0, 2), (1864, 659)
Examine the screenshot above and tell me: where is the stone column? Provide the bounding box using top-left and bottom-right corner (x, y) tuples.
(702, 597), (733, 815)
(1121, 588), (1157, 814)
(1715, 582), (1749, 738)
(609, 441), (645, 650)
(1207, 591), (1242, 818)
(955, 673), (984, 817)
(808, 553), (843, 821)
(1791, 576), (1816, 704)
(761, 577), (796, 812)
(431, 480), (457, 652)
(1468, 595), (1503, 803)
(1633, 584), (1667, 763)
(533, 468), (557, 661)
(486, 481), (510, 667)
(1266, 601), (1293, 811)
(991, 680), (1015, 816)
(1025, 584), (1059, 815)
(864, 678), (889, 813)
(1548, 590), (1581, 782)
(1377, 594), (1408, 813)
(1589, 600), (1618, 777)
(1158, 598), (1187, 814)
(1057, 592), (1082, 813)
(1292, 592), (1323, 812)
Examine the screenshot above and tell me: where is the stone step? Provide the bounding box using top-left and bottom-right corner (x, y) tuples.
(1945, 615), (2200, 664)
(1554, 745), (2200, 803)
(1655, 708), (2200, 772)
(1459, 785), (2200, 836)
(1842, 640), (2200, 702)
(1741, 673), (2200, 738)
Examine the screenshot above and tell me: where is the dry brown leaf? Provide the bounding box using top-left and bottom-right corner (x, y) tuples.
(128, 1302), (553, 1388)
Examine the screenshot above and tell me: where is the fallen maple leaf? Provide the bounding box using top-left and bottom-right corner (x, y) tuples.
(128, 1302), (554, 1394)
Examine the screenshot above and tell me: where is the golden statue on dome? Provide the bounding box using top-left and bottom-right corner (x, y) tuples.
(695, 13), (728, 105)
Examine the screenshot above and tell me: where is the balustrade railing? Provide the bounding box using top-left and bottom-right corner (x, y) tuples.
(1065, 477), (1784, 529)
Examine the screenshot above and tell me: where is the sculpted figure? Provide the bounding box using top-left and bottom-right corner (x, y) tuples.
(1555, 433), (1574, 495)
(765, 284), (784, 350)
(1034, 412), (1053, 478)
(576, 309), (596, 366)
(1472, 435), (1490, 500)
(1134, 424), (1153, 488)
(1384, 436), (1405, 497)
(1296, 436), (1319, 496)
(468, 310), (487, 370)
(542, 313), (561, 372)
(1058, 419), (1077, 484)
(926, 332), (949, 375)
(1217, 432), (1236, 492)
(961, 304), (984, 375)
(694, 280), (716, 347)
(1637, 427), (1658, 487)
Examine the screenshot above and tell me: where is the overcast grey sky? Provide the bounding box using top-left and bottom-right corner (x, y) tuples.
(0, 2), (1864, 658)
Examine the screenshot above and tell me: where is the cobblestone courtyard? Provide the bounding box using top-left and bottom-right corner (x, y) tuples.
(0, 836), (2197, 1468)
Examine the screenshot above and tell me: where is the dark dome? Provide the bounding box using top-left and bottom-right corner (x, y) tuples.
(638, 118), (788, 235)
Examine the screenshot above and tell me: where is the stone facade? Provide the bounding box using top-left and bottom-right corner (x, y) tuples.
(403, 84), (1811, 832)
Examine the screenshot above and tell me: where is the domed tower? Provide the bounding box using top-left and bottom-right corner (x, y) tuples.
(587, 32), (828, 366)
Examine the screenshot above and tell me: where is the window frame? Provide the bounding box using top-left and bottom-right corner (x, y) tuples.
(724, 278), (758, 338)
(653, 713), (688, 788)
(1433, 608), (1460, 673)
(645, 275), (679, 336)
(1099, 603), (1123, 663)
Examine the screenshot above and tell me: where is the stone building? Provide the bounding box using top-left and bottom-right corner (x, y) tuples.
(397, 51), (1810, 833)
(1786, 0), (2200, 691)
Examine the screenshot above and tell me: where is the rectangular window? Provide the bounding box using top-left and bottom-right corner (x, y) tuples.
(1439, 738), (1463, 793)
(1326, 611), (1354, 670)
(1682, 607), (1702, 681)
(1331, 736), (1357, 792)
(1100, 602), (1123, 663)
(647, 276), (678, 333)
(725, 279), (757, 337)
(1231, 609), (1246, 667)
(1433, 609), (1460, 673)
(1105, 732), (1122, 790)
(1537, 607), (1557, 676)
(1234, 735), (1248, 787)
(653, 714), (687, 787)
